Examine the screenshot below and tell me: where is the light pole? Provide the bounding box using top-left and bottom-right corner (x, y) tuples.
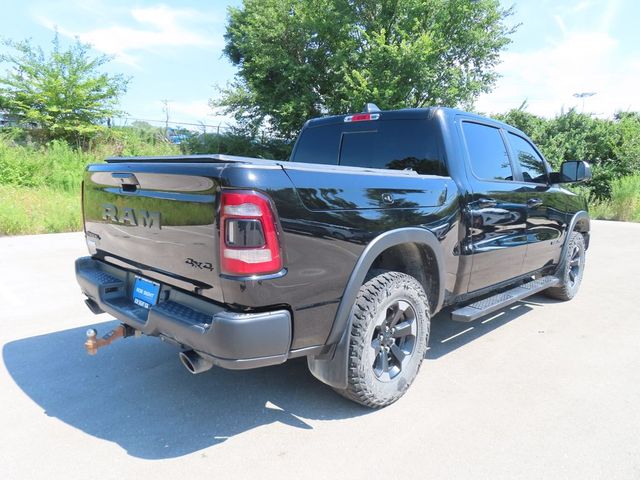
(573, 92), (596, 112)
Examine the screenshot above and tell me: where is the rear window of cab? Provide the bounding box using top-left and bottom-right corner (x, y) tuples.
(291, 119), (447, 176)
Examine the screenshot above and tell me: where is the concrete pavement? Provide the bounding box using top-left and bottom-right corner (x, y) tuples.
(1, 220), (639, 479)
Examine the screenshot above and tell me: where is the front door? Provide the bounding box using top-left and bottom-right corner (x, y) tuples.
(505, 132), (566, 273)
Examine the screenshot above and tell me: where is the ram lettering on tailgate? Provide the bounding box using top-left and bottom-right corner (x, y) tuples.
(101, 204), (161, 230)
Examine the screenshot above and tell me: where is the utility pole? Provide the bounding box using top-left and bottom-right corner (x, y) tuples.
(161, 99), (170, 138)
(197, 120), (207, 148)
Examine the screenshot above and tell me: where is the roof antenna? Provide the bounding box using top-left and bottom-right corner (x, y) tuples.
(364, 103), (381, 113)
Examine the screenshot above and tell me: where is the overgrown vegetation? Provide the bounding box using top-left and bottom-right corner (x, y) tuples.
(0, 185), (80, 235)
(2, 105), (640, 235)
(589, 176), (640, 222)
(181, 129), (292, 159)
(0, 125), (179, 235)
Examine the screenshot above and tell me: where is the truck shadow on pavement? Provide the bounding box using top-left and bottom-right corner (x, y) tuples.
(3, 320), (367, 459)
(3, 295), (550, 460)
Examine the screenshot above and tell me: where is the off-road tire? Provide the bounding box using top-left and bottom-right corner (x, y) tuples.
(334, 271), (430, 408)
(545, 231), (586, 301)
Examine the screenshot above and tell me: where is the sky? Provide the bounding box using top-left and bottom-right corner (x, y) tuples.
(1, 0), (639, 130)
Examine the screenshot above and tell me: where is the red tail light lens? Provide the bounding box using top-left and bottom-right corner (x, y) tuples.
(219, 190), (282, 276)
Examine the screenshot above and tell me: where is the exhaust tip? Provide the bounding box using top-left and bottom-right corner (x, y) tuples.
(179, 350), (213, 375)
(179, 351), (196, 373)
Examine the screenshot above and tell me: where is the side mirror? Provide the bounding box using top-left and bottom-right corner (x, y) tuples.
(550, 160), (592, 183)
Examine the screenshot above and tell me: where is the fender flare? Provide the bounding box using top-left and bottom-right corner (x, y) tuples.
(308, 227), (445, 389)
(556, 211), (590, 272)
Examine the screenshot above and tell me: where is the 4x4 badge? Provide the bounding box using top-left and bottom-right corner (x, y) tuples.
(185, 258), (214, 271)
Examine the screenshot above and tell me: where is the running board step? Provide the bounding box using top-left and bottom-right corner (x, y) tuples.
(451, 276), (560, 322)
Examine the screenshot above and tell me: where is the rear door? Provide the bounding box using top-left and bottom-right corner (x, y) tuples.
(505, 132), (566, 272)
(459, 120), (529, 292)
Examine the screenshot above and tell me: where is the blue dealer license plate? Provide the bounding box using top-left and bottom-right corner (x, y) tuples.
(132, 276), (160, 309)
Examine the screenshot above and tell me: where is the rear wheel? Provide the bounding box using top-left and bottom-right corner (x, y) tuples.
(334, 271), (430, 408)
(545, 231), (586, 301)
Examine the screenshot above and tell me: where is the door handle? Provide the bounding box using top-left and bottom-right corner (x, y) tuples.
(527, 198), (543, 208)
(112, 172), (139, 185)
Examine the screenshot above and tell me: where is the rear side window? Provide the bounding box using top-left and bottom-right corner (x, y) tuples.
(507, 133), (548, 184)
(291, 123), (341, 166)
(292, 119), (446, 176)
(462, 122), (513, 181)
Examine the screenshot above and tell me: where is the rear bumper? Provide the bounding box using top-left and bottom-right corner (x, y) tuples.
(75, 256), (292, 369)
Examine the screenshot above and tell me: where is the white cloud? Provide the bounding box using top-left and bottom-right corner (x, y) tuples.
(37, 5), (222, 67)
(476, 1), (639, 118)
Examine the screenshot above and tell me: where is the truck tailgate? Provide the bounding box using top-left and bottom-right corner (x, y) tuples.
(83, 162), (226, 302)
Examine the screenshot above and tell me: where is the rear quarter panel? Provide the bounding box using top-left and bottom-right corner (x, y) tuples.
(221, 164), (461, 350)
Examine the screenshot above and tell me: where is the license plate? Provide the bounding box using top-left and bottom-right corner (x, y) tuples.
(132, 276), (161, 309)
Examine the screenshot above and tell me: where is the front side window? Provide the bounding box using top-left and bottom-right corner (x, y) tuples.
(462, 122), (513, 181)
(508, 133), (548, 184)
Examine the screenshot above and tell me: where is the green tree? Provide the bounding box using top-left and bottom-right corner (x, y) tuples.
(0, 33), (129, 142)
(218, 0), (515, 138)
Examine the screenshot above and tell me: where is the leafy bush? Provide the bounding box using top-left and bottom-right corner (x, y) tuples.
(93, 126), (180, 157)
(181, 130), (292, 159)
(590, 175), (640, 222)
(0, 138), (91, 191)
(0, 126), (180, 193)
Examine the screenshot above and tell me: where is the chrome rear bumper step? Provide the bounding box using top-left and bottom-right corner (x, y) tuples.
(451, 276), (560, 322)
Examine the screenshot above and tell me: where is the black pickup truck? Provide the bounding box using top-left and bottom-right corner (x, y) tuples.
(76, 106), (591, 407)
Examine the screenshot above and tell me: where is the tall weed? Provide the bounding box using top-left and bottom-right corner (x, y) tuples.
(590, 175), (640, 222)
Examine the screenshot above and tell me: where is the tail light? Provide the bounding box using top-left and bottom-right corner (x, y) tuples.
(219, 190), (283, 276)
(344, 113), (380, 122)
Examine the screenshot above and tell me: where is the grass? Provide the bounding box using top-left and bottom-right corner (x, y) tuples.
(0, 130), (180, 194)
(0, 139), (91, 192)
(0, 132), (180, 235)
(0, 185), (81, 235)
(590, 175), (640, 222)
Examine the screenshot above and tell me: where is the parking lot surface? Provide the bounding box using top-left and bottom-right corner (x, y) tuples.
(1, 220), (639, 479)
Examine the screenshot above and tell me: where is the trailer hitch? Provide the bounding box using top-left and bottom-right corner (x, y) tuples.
(85, 324), (139, 355)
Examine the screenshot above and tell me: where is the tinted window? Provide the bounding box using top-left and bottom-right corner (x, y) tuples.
(293, 119), (446, 176)
(508, 133), (548, 184)
(462, 122), (513, 181)
(291, 123), (341, 165)
(339, 121), (445, 175)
